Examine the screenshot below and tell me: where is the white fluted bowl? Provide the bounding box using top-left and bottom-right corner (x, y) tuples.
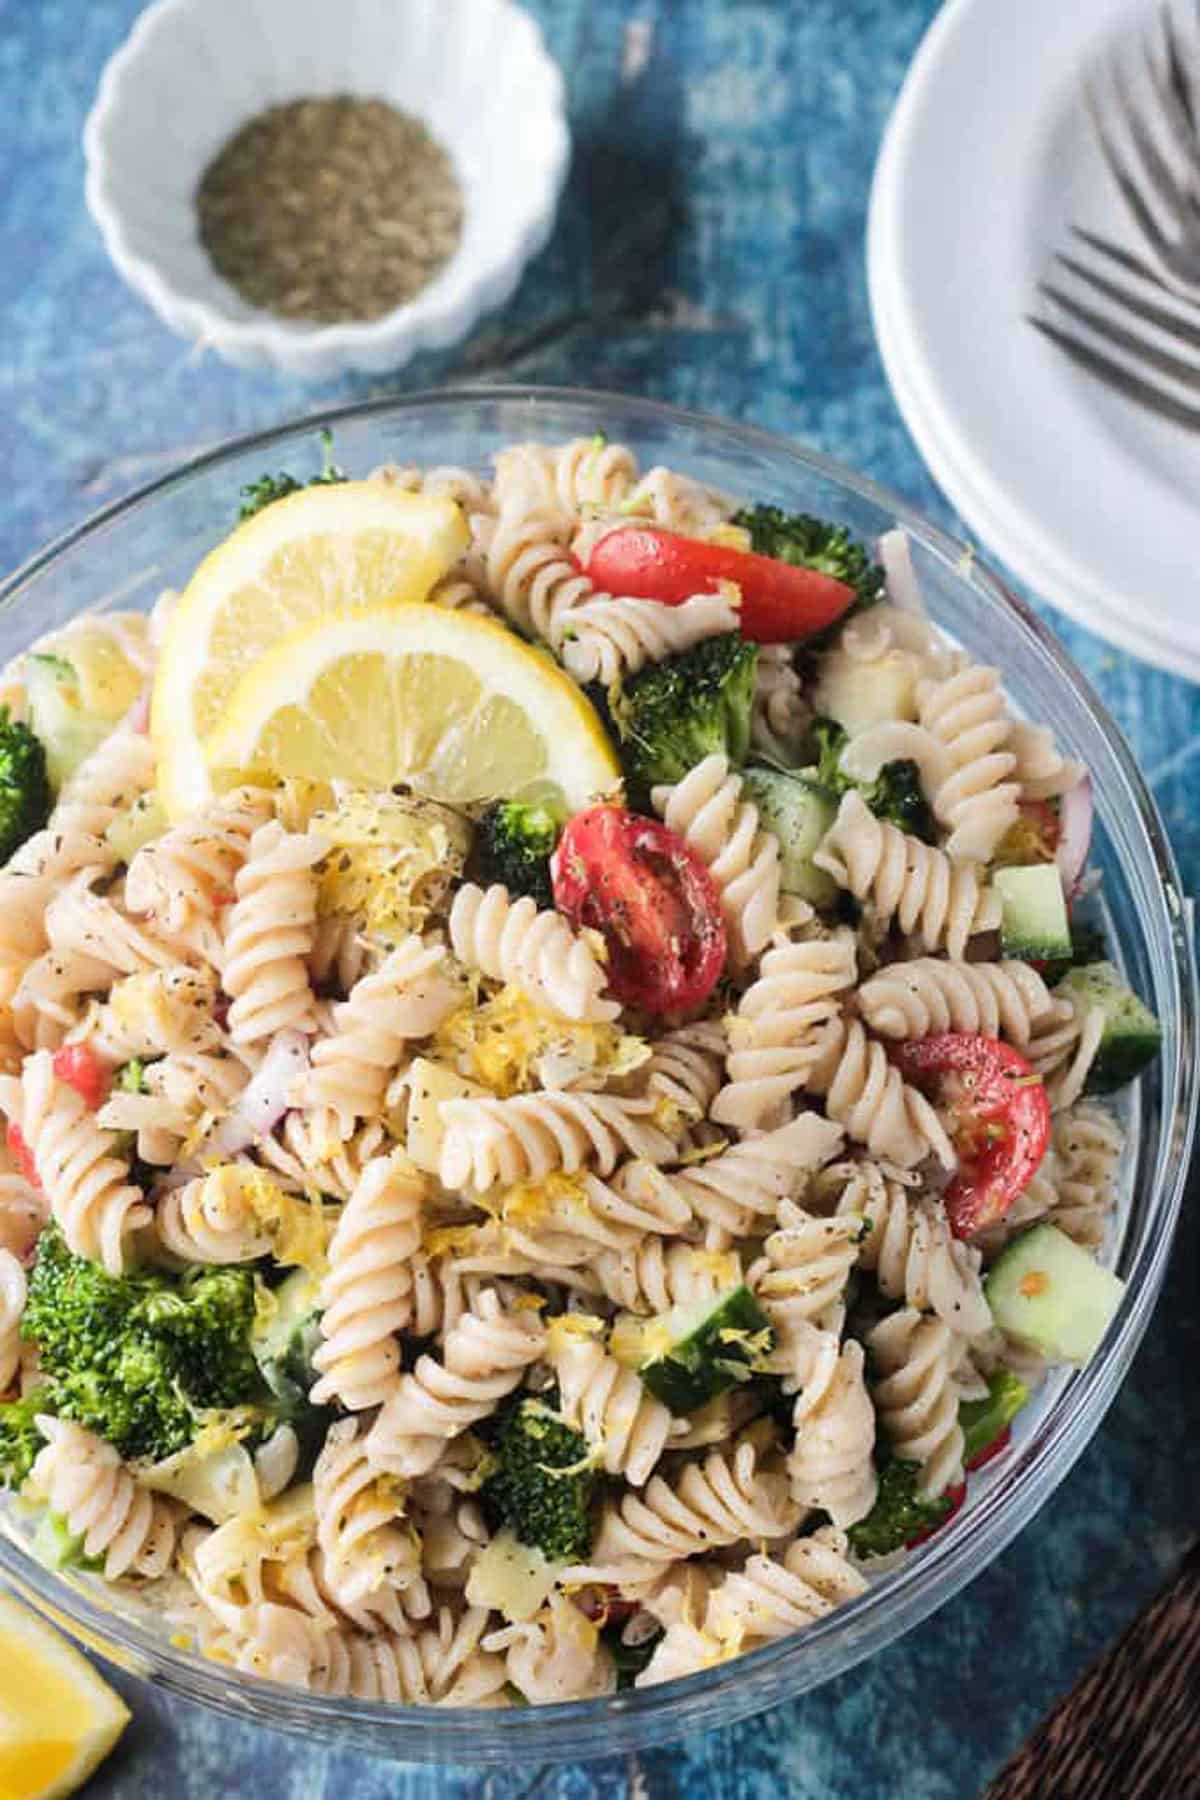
(83, 0), (569, 380)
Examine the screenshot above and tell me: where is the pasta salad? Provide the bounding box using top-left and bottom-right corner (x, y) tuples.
(0, 434), (1161, 1707)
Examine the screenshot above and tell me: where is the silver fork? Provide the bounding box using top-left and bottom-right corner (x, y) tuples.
(1029, 3), (1200, 426)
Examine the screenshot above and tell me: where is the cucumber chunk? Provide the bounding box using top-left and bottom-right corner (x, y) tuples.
(985, 1223), (1124, 1365)
(993, 864), (1071, 960)
(1053, 961), (1162, 1093)
(627, 1285), (774, 1414)
(742, 766), (839, 906)
(23, 654), (113, 792)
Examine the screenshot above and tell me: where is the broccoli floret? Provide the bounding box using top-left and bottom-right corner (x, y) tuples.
(733, 506), (883, 611)
(846, 1458), (955, 1559)
(238, 428), (345, 521)
(0, 705), (52, 863)
(476, 799), (563, 910)
(21, 1225), (264, 1464)
(609, 633), (758, 791)
(481, 1393), (596, 1562)
(812, 716), (936, 844)
(0, 1386), (52, 1490)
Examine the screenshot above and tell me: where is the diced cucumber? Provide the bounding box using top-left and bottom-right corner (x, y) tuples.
(105, 791), (167, 866)
(30, 1508), (104, 1573)
(813, 644), (920, 733)
(959, 1368), (1029, 1466)
(23, 654), (113, 792)
(630, 1285), (774, 1414)
(985, 1223), (1124, 1365)
(993, 864), (1071, 960)
(1053, 961), (1162, 1093)
(251, 1268), (322, 1412)
(742, 766), (839, 906)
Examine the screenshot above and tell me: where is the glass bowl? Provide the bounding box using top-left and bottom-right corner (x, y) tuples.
(1, 388), (1195, 1763)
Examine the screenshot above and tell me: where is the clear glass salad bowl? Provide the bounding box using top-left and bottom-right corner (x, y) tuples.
(0, 388), (1195, 1763)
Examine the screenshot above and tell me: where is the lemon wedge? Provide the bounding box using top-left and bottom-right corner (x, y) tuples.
(152, 482), (469, 819)
(204, 604), (621, 813)
(0, 1594), (130, 1800)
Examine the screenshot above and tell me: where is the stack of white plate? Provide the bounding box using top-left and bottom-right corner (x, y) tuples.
(869, 0), (1200, 681)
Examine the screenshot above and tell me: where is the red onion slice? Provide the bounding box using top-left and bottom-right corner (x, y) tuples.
(1056, 776), (1093, 900)
(208, 1031), (310, 1157)
(877, 529), (926, 614)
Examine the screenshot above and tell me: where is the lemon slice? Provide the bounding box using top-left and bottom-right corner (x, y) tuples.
(204, 604), (621, 813)
(152, 482), (470, 819)
(0, 1594), (130, 1800)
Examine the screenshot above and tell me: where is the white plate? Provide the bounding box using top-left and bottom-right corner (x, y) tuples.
(868, 0), (1200, 680)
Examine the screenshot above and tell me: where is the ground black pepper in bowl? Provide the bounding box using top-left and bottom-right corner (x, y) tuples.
(195, 96), (464, 324)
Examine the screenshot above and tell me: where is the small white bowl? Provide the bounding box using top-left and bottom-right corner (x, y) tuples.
(83, 0), (569, 381)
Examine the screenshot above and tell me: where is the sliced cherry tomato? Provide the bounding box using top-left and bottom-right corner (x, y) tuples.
(551, 805), (727, 1013)
(52, 1042), (112, 1111)
(906, 1481), (965, 1549)
(965, 1425), (1012, 1474)
(5, 1120), (40, 1188)
(584, 525), (855, 643)
(890, 1033), (1051, 1240)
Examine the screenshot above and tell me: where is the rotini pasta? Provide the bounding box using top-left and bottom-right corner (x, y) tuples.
(548, 1322), (675, 1486)
(448, 883), (617, 1023)
(27, 1417), (180, 1578)
(855, 956), (1056, 1047)
(805, 1015), (956, 1170)
(0, 1049), (149, 1272)
(785, 1334), (878, 1527)
(916, 665), (1020, 862)
(814, 790), (1001, 958)
(223, 822), (325, 1044)
(835, 1160), (990, 1334)
(712, 927), (857, 1130)
(652, 754), (781, 963)
(311, 1153), (426, 1410)
(867, 1308), (965, 1498)
(366, 1288), (546, 1477)
(575, 1431), (800, 1585)
(438, 1088), (679, 1193)
(295, 936), (461, 1136)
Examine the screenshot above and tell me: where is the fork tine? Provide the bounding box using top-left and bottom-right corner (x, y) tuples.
(1109, 54), (1194, 223)
(1084, 78), (1174, 259)
(1038, 278), (1200, 389)
(1068, 224), (1185, 293)
(1145, 9), (1200, 188)
(1160, 4), (1197, 139)
(1027, 314), (1200, 430)
(1053, 249), (1200, 349)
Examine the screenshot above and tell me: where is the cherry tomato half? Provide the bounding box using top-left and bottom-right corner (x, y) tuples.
(551, 806), (727, 1014)
(52, 1042), (112, 1111)
(890, 1033), (1051, 1240)
(584, 525), (855, 643)
(5, 1120), (40, 1188)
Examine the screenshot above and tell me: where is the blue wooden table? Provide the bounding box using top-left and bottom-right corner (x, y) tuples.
(3, 3), (1198, 1794)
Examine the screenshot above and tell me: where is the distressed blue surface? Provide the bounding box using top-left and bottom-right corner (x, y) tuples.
(1, 2), (1198, 1795)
